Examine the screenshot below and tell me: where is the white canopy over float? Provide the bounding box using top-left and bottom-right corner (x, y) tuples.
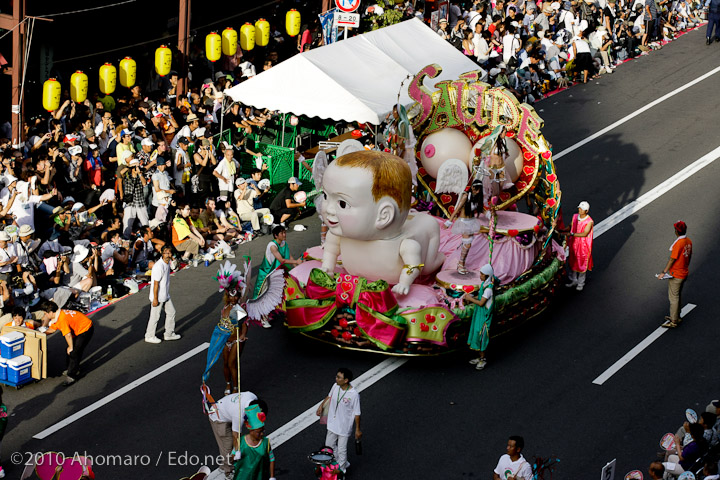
(224, 18), (480, 125)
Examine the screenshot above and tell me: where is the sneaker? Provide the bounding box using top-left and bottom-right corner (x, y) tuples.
(260, 318), (272, 329)
(0, 465), (6, 478)
(576, 284), (584, 291)
(62, 376), (77, 387)
(475, 359), (487, 370)
(164, 333), (181, 341)
(469, 358), (482, 365)
(145, 336), (162, 344)
(564, 281), (577, 288)
(225, 252), (236, 259)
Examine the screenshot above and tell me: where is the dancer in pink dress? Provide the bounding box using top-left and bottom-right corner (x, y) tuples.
(565, 201), (594, 291)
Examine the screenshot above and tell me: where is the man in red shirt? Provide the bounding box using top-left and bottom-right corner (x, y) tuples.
(42, 302), (94, 386)
(657, 221), (692, 328)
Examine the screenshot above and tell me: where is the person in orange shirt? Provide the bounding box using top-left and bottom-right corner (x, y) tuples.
(657, 221), (692, 328)
(41, 302), (94, 386)
(4, 307), (40, 330)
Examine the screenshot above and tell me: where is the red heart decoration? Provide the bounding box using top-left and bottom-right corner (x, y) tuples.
(429, 181), (437, 191)
(546, 173), (557, 183)
(341, 282), (353, 292)
(342, 331), (352, 340)
(331, 329), (340, 337)
(523, 151), (534, 160)
(505, 131), (515, 138)
(462, 285), (475, 293)
(420, 323), (429, 332)
(287, 287), (295, 296)
(517, 181), (527, 189)
(432, 325), (439, 331)
(339, 319), (348, 328)
(425, 313), (436, 323)
(340, 292), (350, 301)
(440, 194), (452, 204)
(523, 166), (535, 175)
(448, 206), (455, 214)
(344, 274), (352, 281)
(541, 151), (552, 159)
(546, 198), (557, 207)
(410, 317), (417, 324)
(508, 229), (519, 237)
(418, 167), (427, 175)
(499, 192), (510, 201)
(353, 277), (358, 284)
(439, 313), (446, 320)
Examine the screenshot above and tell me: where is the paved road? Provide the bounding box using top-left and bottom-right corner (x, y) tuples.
(4, 27), (720, 479)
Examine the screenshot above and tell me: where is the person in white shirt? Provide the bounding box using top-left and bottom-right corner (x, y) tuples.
(234, 178), (270, 232)
(170, 113), (200, 149)
(316, 368), (362, 474)
(0, 231), (17, 280)
(145, 246), (180, 344)
(493, 436), (533, 480)
(502, 24), (521, 64)
(207, 391), (259, 477)
(213, 144), (240, 198)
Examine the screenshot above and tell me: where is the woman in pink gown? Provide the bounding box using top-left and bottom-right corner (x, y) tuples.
(565, 201), (594, 291)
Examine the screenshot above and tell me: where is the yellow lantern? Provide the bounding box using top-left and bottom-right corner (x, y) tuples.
(255, 18), (270, 47)
(69, 71), (88, 103)
(42, 78), (61, 112)
(222, 27), (237, 56)
(119, 57), (136, 88)
(240, 23), (255, 51)
(99, 63), (116, 95)
(206, 31), (222, 62)
(286, 9), (301, 37)
(155, 45), (172, 77)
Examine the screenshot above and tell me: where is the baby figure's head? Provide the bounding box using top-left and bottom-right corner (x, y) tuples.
(322, 151), (412, 241)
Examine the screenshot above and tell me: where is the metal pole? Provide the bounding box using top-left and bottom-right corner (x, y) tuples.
(219, 93), (225, 145)
(177, 0), (191, 107)
(11, 0), (23, 147)
(235, 324), (241, 452)
(281, 113), (286, 147)
(344, 26), (348, 41)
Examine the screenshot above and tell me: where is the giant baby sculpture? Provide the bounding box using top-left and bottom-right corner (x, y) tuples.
(320, 150), (445, 295)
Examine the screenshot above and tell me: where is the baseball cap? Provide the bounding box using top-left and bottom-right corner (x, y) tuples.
(141, 137), (154, 146)
(121, 129), (132, 136)
(68, 146), (83, 156)
(578, 201), (590, 211)
(178, 136), (190, 145)
(235, 177), (246, 186)
(288, 177), (302, 186)
(128, 158), (140, 166)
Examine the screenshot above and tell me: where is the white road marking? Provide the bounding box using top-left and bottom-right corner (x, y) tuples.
(592, 304), (696, 385)
(593, 145), (720, 238)
(553, 64), (720, 160)
(33, 342), (210, 439)
(267, 357), (407, 449)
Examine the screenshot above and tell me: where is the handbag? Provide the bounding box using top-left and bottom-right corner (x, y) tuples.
(319, 398), (330, 425)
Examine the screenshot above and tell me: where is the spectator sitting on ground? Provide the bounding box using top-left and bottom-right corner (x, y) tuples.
(703, 460), (719, 480)
(199, 198), (239, 243)
(247, 167), (270, 209)
(59, 245), (100, 292)
(132, 226), (164, 272)
(3, 306), (40, 329)
(102, 231), (130, 276)
(647, 461), (664, 480)
(270, 177), (305, 226)
(664, 422), (707, 476)
(189, 206), (220, 248)
(172, 203), (204, 263)
(100, 216), (122, 243)
(234, 178), (271, 234)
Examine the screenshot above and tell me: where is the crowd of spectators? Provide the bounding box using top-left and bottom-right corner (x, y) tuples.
(424, 0), (705, 102)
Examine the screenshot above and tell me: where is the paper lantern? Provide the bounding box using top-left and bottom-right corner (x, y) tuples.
(69, 71), (88, 103)
(42, 78), (61, 112)
(240, 23), (255, 51)
(286, 9), (301, 37)
(206, 32), (221, 62)
(98, 63), (116, 95)
(222, 27), (237, 56)
(255, 18), (270, 47)
(155, 45), (172, 77)
(119, 57), (136, 88)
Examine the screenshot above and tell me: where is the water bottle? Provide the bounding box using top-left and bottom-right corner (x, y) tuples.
(106, 286), (113, 301)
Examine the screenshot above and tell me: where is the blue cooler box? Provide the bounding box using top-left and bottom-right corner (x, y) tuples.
(6, 355), (32, 385)
(0, 358), (6, 381)
(0, 331), (25, 359)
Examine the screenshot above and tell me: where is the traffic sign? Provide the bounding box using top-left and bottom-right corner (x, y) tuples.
(335, 11), (360, 28)
(601, 459), (616, 480)
(335, 0), (361, 13)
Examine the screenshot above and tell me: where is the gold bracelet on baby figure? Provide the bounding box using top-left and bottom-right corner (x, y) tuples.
(403, 264), (425, 275)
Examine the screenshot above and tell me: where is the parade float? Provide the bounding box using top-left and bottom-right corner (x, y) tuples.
(280, 64), (566, 355)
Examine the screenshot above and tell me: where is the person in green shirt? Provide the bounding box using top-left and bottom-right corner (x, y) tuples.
(234, 404), (275, 480)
